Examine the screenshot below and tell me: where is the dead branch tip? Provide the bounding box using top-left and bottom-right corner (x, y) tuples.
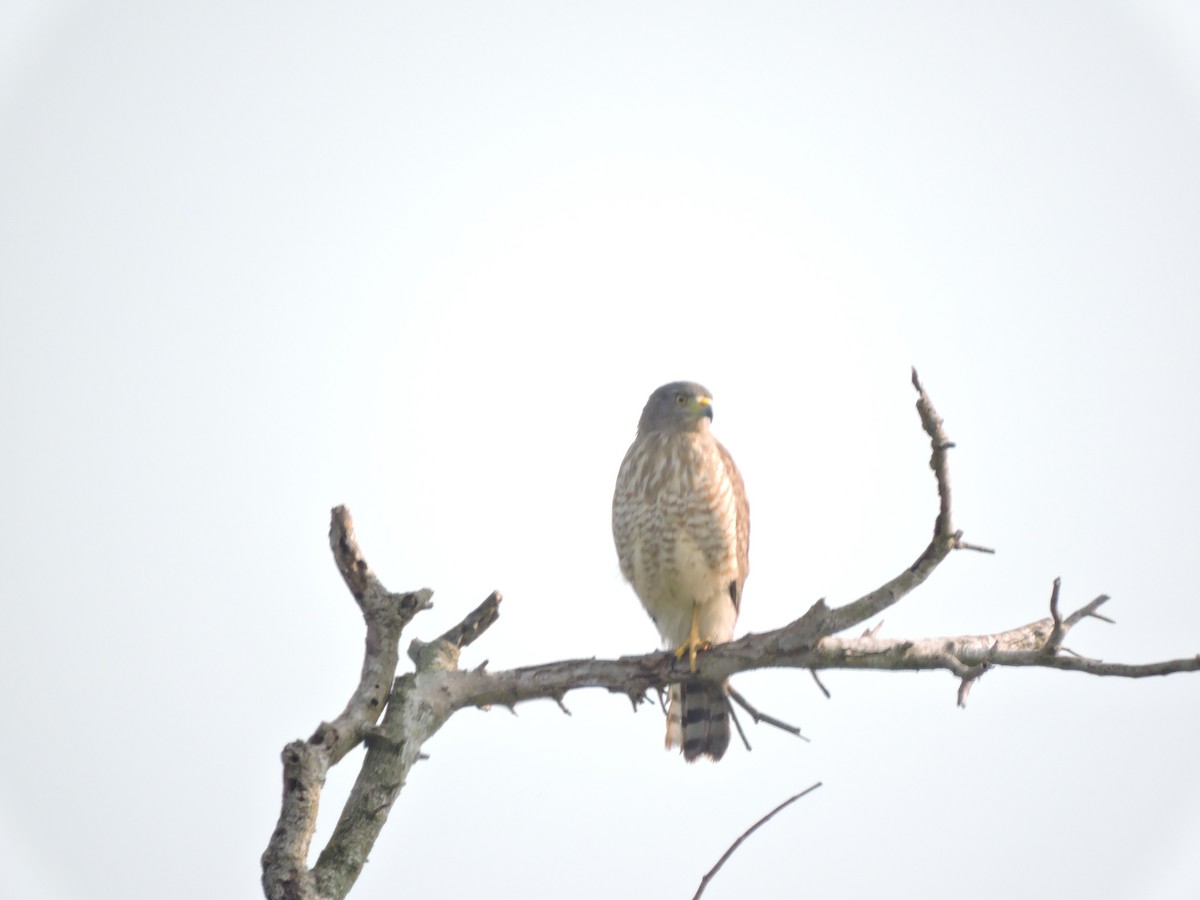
(438, 590), (503, 648)
(329, 504), (372, 602)
(692, 783), (823, 900)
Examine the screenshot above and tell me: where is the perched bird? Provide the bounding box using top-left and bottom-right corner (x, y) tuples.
(612, 382), (750, 761)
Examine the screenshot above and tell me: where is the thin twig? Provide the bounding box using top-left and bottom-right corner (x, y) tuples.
(1011, 654), (1200, 678)
(727, 701), (751, 752)
(1064, 594), (1113, 627)
(654, 687), (668, 714)
(727, 687), (808, 742)
(692, 783), (823, 900)
(953, 539), (996, 554)
(809, 668), (831, 699)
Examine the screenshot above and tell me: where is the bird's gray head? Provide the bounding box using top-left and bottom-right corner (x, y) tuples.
(637, 381), (714, 436)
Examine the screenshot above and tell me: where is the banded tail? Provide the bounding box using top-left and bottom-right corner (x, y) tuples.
(666, 680), (731, 762)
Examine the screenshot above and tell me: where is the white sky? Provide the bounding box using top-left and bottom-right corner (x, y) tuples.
(2, 3), (1199, 899)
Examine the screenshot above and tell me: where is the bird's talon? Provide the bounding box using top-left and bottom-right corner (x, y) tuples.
(673, 640), (711, 672)
(674, 606), (712, 673)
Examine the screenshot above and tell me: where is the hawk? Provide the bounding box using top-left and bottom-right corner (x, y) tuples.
(612, 382), (750, 761)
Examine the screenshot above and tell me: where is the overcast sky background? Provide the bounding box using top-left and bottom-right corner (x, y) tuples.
(3, 3), (1200, 899)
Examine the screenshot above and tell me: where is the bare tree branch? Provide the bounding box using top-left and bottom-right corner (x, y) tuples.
(312, 586), (499, 899)
(263, 377), (1200, 900)
(727, 686), (809, 742)
(1045, 577), (1066, 652)
(821, 368), (985, 635)
(437, 589), (502, 648)
(692, 783), (823, 900)
(261, 508), (432, 900)
(374, 590), (1199, 721)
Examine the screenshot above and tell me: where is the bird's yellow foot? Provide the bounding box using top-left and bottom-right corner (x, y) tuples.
(673, 602), (711, 673)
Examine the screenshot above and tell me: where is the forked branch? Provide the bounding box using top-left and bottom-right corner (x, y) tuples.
(262, 375), (1198, 900)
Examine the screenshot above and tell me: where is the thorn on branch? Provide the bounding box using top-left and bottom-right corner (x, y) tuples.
(862, 620), (884, 639)
(809, 668), (831, 699)
(553, 694), (572, 716)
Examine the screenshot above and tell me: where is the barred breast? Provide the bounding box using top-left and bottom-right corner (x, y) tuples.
(612, 430), (741, 650)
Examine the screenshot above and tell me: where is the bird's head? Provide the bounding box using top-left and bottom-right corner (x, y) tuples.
(637, 381), (714, 435)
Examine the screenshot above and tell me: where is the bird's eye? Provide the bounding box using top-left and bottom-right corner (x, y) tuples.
(675, 394), (687, 405)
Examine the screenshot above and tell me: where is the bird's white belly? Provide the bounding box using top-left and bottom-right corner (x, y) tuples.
(633, 527), (738, 649)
